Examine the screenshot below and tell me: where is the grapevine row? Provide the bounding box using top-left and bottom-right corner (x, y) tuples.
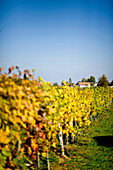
(0, 66), (113, 169)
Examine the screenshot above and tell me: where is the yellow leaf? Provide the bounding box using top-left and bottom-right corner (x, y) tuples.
(28, 116), (36, 125)
(83, 117), (87, 121)
(28, 147), (32, 155)
(52, 142), (56, 148)
(22, 115), (27, 122)
(13, 109), (17, 115)
(21, 122), (26, 129)
(20, 148), (24, 153)
(42, 152), (46, 158)
(63, 130), (66, 134)
(28, 116), (33, 123)
(15, 117), (21, 123)
(6, 126), (10, 135)
(59, 126), (62, 131)
(16, 134), (20, 140)
(47, 131), (51, 138)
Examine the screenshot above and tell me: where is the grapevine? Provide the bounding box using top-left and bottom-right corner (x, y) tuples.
(0, 66), (113, 169)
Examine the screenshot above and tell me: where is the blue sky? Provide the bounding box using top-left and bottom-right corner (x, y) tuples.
(0, 0), (113, 84)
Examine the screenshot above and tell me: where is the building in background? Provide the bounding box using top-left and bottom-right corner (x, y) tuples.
(76, 82), (91, 88)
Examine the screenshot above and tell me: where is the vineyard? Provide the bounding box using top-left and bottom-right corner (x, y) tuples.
(0, 66), (113, 170)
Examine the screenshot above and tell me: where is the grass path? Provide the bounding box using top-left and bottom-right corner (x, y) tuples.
(50, 106), (113, 170)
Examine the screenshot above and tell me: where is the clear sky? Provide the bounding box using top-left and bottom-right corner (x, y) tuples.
(0, 0), (113, 84)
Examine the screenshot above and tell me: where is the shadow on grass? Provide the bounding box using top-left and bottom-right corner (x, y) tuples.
(93, 136), (113, 147)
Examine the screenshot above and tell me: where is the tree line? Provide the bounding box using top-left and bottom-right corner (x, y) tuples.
(54, 75), (113, 87)
(81, 75), (113, 88)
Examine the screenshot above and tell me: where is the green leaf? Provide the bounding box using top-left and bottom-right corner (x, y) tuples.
(2, 149), (11, 157)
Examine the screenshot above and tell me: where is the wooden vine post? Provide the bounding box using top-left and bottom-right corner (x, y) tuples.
(46, 150), (50, 170)
(37, 151), (40, 168)
(58, 123), (65, 156)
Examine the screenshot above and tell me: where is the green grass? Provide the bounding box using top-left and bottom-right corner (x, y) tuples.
(49, 106), (113, 170)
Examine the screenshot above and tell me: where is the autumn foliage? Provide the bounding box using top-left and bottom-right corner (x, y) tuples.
(0, 66), (113, 169)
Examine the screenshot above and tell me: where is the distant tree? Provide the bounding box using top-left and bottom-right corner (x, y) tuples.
(87, 76), (96, 83)
(97, 74), (109, 87)
(69, 77), (74, 86)
(109, 80), (113, 86)
(90, 82), (94, 87)
(69, 78), (72, 85)
(82, 78), (87, 82)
